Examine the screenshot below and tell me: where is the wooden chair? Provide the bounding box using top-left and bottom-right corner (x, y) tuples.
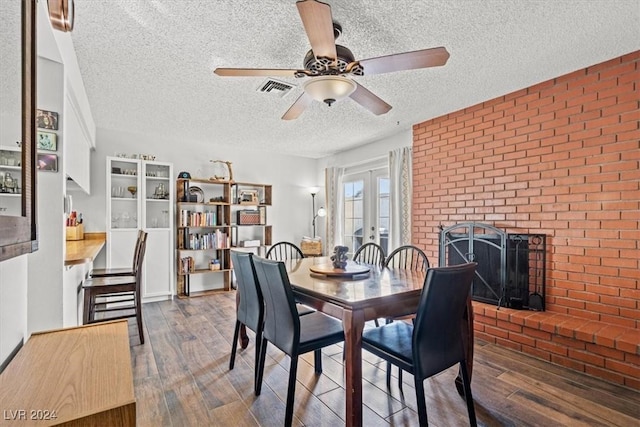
(82, 231), (148, 344)
(384, 244), (429, 271)
(90, 229), (145, 278)
(353, 242), (386, 266)
(265, 241), (304, 261)
(362, 263), (478, 426)
(252, 256), (344, 426)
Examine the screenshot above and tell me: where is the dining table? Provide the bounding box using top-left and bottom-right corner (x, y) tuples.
(239, 256), (474, 427)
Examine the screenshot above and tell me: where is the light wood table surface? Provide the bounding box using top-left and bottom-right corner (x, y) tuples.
(0, 320), (135, 426)
(64, 232), (106, 266)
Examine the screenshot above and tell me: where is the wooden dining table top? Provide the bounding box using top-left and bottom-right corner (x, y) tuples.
(285, 257), (426, 311)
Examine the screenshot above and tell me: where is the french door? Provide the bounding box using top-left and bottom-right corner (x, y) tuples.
(342, 168), (389, 255)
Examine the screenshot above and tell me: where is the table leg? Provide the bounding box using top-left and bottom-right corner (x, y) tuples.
(235, 290), (249, 349)
(342, 308), (365, 427)
(456, 298), (474, 395)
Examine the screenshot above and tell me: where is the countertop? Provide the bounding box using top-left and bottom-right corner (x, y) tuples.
(64, 232), (106, 266)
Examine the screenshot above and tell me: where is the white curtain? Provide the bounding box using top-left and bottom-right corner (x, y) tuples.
(388, 147), (412, 250)
(325, 166), (344, 253)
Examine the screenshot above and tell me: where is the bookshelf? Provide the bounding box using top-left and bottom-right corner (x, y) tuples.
(176, 178), (232, 297)
(230, 182), (272, 254)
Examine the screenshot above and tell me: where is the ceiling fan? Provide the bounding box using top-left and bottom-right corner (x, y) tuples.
(214, 0), (450, 120)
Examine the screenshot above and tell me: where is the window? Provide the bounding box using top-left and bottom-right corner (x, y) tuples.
(342, 168), (389, 255)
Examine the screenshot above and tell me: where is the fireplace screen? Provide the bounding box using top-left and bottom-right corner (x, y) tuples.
(438, 223), (546, 311)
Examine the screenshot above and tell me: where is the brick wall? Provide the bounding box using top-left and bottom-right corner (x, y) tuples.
(412, 51), (639, 387)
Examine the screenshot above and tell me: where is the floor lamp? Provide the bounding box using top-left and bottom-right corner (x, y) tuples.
(310, 188), (326, 238)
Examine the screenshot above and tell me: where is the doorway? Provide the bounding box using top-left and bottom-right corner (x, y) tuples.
(342, 168), (389, 255)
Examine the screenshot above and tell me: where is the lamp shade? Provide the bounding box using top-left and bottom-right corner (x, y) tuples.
(303, 76), (356, 106)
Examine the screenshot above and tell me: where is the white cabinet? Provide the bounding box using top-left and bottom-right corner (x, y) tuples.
(0, 146), (22, 216)
(106, 156), (174, 302)
(63, 262), (92, 327)
(64, 94), (92, 193)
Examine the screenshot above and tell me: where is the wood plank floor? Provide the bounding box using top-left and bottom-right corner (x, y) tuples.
(128, 292), (639, 426)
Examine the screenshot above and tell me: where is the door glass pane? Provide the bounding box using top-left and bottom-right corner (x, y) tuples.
(378, 177), (390, 254)
(343, 179), (364, 253)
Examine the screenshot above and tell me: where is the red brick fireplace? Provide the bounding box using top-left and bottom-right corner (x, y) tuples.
(412, 51), (639, 389)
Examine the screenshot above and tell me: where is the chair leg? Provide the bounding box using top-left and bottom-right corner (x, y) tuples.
(255, 338), (268, 396)
(313, 349), (322, 374)
(414, 376), (429, 426)
(285, 356), (299, 427)
(83, 289), (91, 324)
(229, 320), (241, 370)
(136, 303), (144, 345)
(386, 361), (392, 388)
(398, 367), (403, 391)
(254, 329), (262, 387)
(459, 361), (477, 427)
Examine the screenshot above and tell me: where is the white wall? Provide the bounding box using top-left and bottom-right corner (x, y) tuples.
(318, 129), (412, 171)
(71, 127), (320, 267)
(0, 0), (94, 365)
(0, 255), (28, 365)
(27, 57), (65, 334)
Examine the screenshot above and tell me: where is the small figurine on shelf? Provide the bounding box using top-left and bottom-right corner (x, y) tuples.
(330, 245), (349, 269)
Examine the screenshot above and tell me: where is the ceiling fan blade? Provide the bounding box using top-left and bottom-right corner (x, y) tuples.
(296, 0), (337, 62)
(349, 83), (392, 116)
(214, 68), (300, 77)
(357, 47), (450, 75)
(282, 92), (313, 120)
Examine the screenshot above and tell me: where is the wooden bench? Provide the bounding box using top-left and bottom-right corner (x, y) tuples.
(0, 320), (135, 426)
(473, 302), (640, 390)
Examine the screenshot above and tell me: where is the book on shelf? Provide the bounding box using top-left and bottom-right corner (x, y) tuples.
(179, 209), (218, 227)
(259, 206), (266, 225)
(183, 230), (228, 250)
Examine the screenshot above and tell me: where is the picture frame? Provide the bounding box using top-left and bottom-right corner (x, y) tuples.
(37, 131), (57, 151)
(239, 190), (259, 205)
(36, 109), (59, 130)
(37, 153), (58, 172)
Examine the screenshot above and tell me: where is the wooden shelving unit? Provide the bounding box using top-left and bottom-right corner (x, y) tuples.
(176, 178), (232, 297)
(175, 178), (273, 297)
(231, 182), (273, 252)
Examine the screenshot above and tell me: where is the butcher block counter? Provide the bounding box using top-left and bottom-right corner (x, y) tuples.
(0, 320), (135, 426)
(64, 232), (106, 266)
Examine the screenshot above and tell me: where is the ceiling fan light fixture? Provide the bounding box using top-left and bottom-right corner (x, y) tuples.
(303, 76), (356, 106)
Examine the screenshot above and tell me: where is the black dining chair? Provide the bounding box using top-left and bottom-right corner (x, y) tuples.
(362, 263), (478, 427)
(381, 244), (431, 386)
(384, 244), (430, 271)
(82, 231), (148, 344)
(264, 241), (314, 315)
(229, 251), (264, 389)
(265, 241), (305, 261)
(230, 251), (316, 380)
(252, 256), (345, 427)
(352, 241), (386, 267)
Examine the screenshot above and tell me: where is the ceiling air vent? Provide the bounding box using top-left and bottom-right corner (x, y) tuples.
(257, 79), (295, 98)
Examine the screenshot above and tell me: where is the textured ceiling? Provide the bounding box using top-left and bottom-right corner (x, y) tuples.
(70, 0), (640, 158)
